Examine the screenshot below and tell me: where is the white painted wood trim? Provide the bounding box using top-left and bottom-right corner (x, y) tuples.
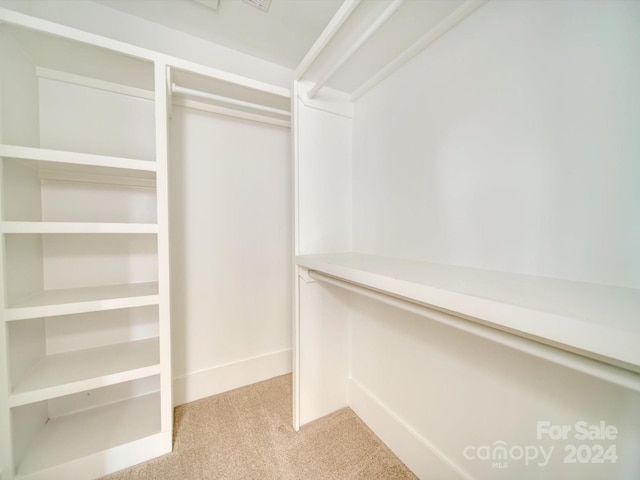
(294, 0), (362, 80)
(14, 398), (168, 480)
(172, 349), (292, 406)
(307, 0), (406, 99)
(349, 378), (472, 480)
(9, 364), (160, 408)
(10, 336), (160, 402)
(351, 0), (488, 101)
(296, 85), (354, 119)
(15, 431), (172, 480)
(5, 283), (159, 321)
(0, 143), (14, 479)
(292, 80), (301, 431)
(4, 294), (160, 321)
(36, 67), (154, 100)
(1, 222), (158, 234)
(38, 170), (155, 188)
(153, 62), (173, 436)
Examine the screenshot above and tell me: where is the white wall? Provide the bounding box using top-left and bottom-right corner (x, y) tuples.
(353, 0), (640, 289)
(0, 27), (39, 146)
(38, 78), (156, 160)
(170, 106), (291, 404)
(348, 1), (640, 478)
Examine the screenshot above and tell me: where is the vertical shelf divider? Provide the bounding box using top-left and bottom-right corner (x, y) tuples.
(154, 61), (173, 437)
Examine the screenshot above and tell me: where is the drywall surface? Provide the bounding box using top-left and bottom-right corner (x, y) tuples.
(352, 0), (640, 289)
(37, 77), (158, 292)
(170, 106), (291, 403)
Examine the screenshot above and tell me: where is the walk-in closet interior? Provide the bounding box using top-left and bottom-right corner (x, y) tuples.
(0, 1), (638, 479)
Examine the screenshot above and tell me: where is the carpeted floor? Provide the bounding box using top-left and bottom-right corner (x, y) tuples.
(101, 374), (417, 479)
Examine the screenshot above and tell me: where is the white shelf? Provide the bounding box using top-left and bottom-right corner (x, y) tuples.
(297, 252), (640, 371)
(0, 16), (172, 480)
(9, 338), (160, 407)
(0, 144), (156, 177)
(15, 392), (161, 479)
(5, 282), (159, 321)
(1, 221), (158, 234)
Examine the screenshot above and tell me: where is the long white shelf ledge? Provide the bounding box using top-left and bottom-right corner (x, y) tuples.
(5, 282), (159, 321)
(297, 253), (640, 376)
(0, 144), (156, 175)
(1, 221), (158, 234)
(9, 338), (160, 407)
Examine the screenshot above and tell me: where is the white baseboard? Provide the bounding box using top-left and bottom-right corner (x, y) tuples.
(348, 378), (472, 480)
(173, 349), (292, 406)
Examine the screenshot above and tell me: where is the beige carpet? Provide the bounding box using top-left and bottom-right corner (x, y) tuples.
(101, 374), (417, 479)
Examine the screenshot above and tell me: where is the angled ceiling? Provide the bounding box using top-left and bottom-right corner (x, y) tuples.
(92, 0), (344, 69)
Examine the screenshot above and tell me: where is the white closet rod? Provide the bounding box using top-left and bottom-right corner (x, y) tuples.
(307, 0), (405, 99)
(308, 270), (640, 394)
(295, 0), (362, 80)
(171, 83), (290, 118)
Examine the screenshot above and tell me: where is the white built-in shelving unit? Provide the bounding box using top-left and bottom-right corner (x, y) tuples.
(0, 6), (290, 479)
(0, 10), (171, 480)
